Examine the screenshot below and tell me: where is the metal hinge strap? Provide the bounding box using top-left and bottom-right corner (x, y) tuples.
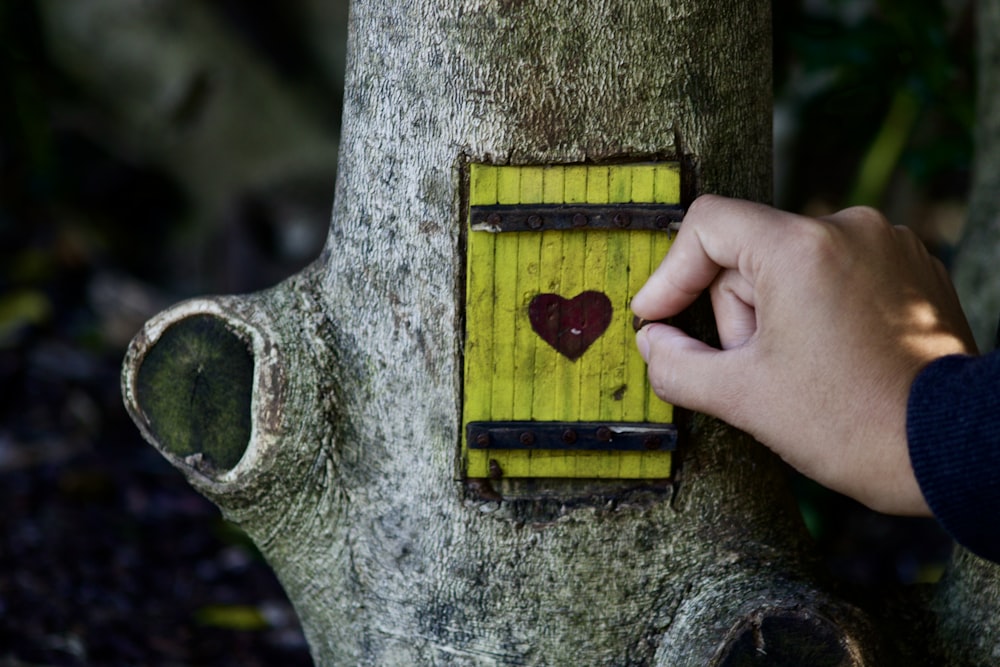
(467, 422), (677, 452)
(469, 204), (684, 233)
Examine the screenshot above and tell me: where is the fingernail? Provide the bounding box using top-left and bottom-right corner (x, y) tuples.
(635, 328), (650, 362)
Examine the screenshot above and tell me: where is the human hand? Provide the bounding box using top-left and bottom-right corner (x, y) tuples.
(632, 195), (976, 515)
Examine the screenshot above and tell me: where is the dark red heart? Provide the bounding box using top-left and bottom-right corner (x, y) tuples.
(528, 291), (613, 360)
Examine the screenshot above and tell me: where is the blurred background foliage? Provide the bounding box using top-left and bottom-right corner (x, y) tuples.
(0, 0), (975, 664)
(774, 0), (974, 255)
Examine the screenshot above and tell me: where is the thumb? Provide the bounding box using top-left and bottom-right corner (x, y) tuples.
(636, 324), (742, 418)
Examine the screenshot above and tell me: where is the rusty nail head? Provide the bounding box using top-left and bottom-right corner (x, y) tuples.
(572, 213), (587, 227)
(487, 212), (502, 226)
(644, 435), (662, 450)
(519, 431), (535, 446)
(527, 214), (543, 229)
(476, 433), (490, 447)
(613, 212), (630, 228)
(562, 429), (578, 444)
(596, 426), (612, 442)
(655, 215), (670, 229)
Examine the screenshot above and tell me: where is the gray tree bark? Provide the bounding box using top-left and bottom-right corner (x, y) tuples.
(119, 1), (999, 664)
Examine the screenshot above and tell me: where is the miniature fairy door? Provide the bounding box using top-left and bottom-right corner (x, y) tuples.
(463, 162), (683, 479)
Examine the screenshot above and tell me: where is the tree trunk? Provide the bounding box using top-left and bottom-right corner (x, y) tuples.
(121, 1), (999, 664)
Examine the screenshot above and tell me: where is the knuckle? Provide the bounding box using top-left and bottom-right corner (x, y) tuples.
(787, 217), (840, 259)
(839, 205), (890, 228)
(685, 194), (727, 222)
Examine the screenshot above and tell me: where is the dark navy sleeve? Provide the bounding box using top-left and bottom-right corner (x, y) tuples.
(907, 353), (1000, 563)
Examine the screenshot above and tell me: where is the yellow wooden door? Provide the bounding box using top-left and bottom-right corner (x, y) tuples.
(463, 162), (680, 479)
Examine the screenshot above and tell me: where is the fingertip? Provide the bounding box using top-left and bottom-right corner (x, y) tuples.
(634, 324), (654, 361)
(636, 323), (697, 374)
(639, 321), (709, 360)
(635, 325), (649, 363)
(631, 266), (699, 321)
(636, 323), (735, 416)
(630, 285), (653, 318)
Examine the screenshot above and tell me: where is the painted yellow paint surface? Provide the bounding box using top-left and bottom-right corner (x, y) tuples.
(464, 163), (679, 479)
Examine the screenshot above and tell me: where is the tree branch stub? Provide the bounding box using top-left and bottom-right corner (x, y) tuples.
(134, 313), (254, 474)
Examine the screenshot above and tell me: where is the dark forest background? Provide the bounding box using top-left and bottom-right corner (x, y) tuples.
(0, 1), (975, 664)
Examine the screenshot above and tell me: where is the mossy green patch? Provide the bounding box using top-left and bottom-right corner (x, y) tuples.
(136, 315), (253, 472)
